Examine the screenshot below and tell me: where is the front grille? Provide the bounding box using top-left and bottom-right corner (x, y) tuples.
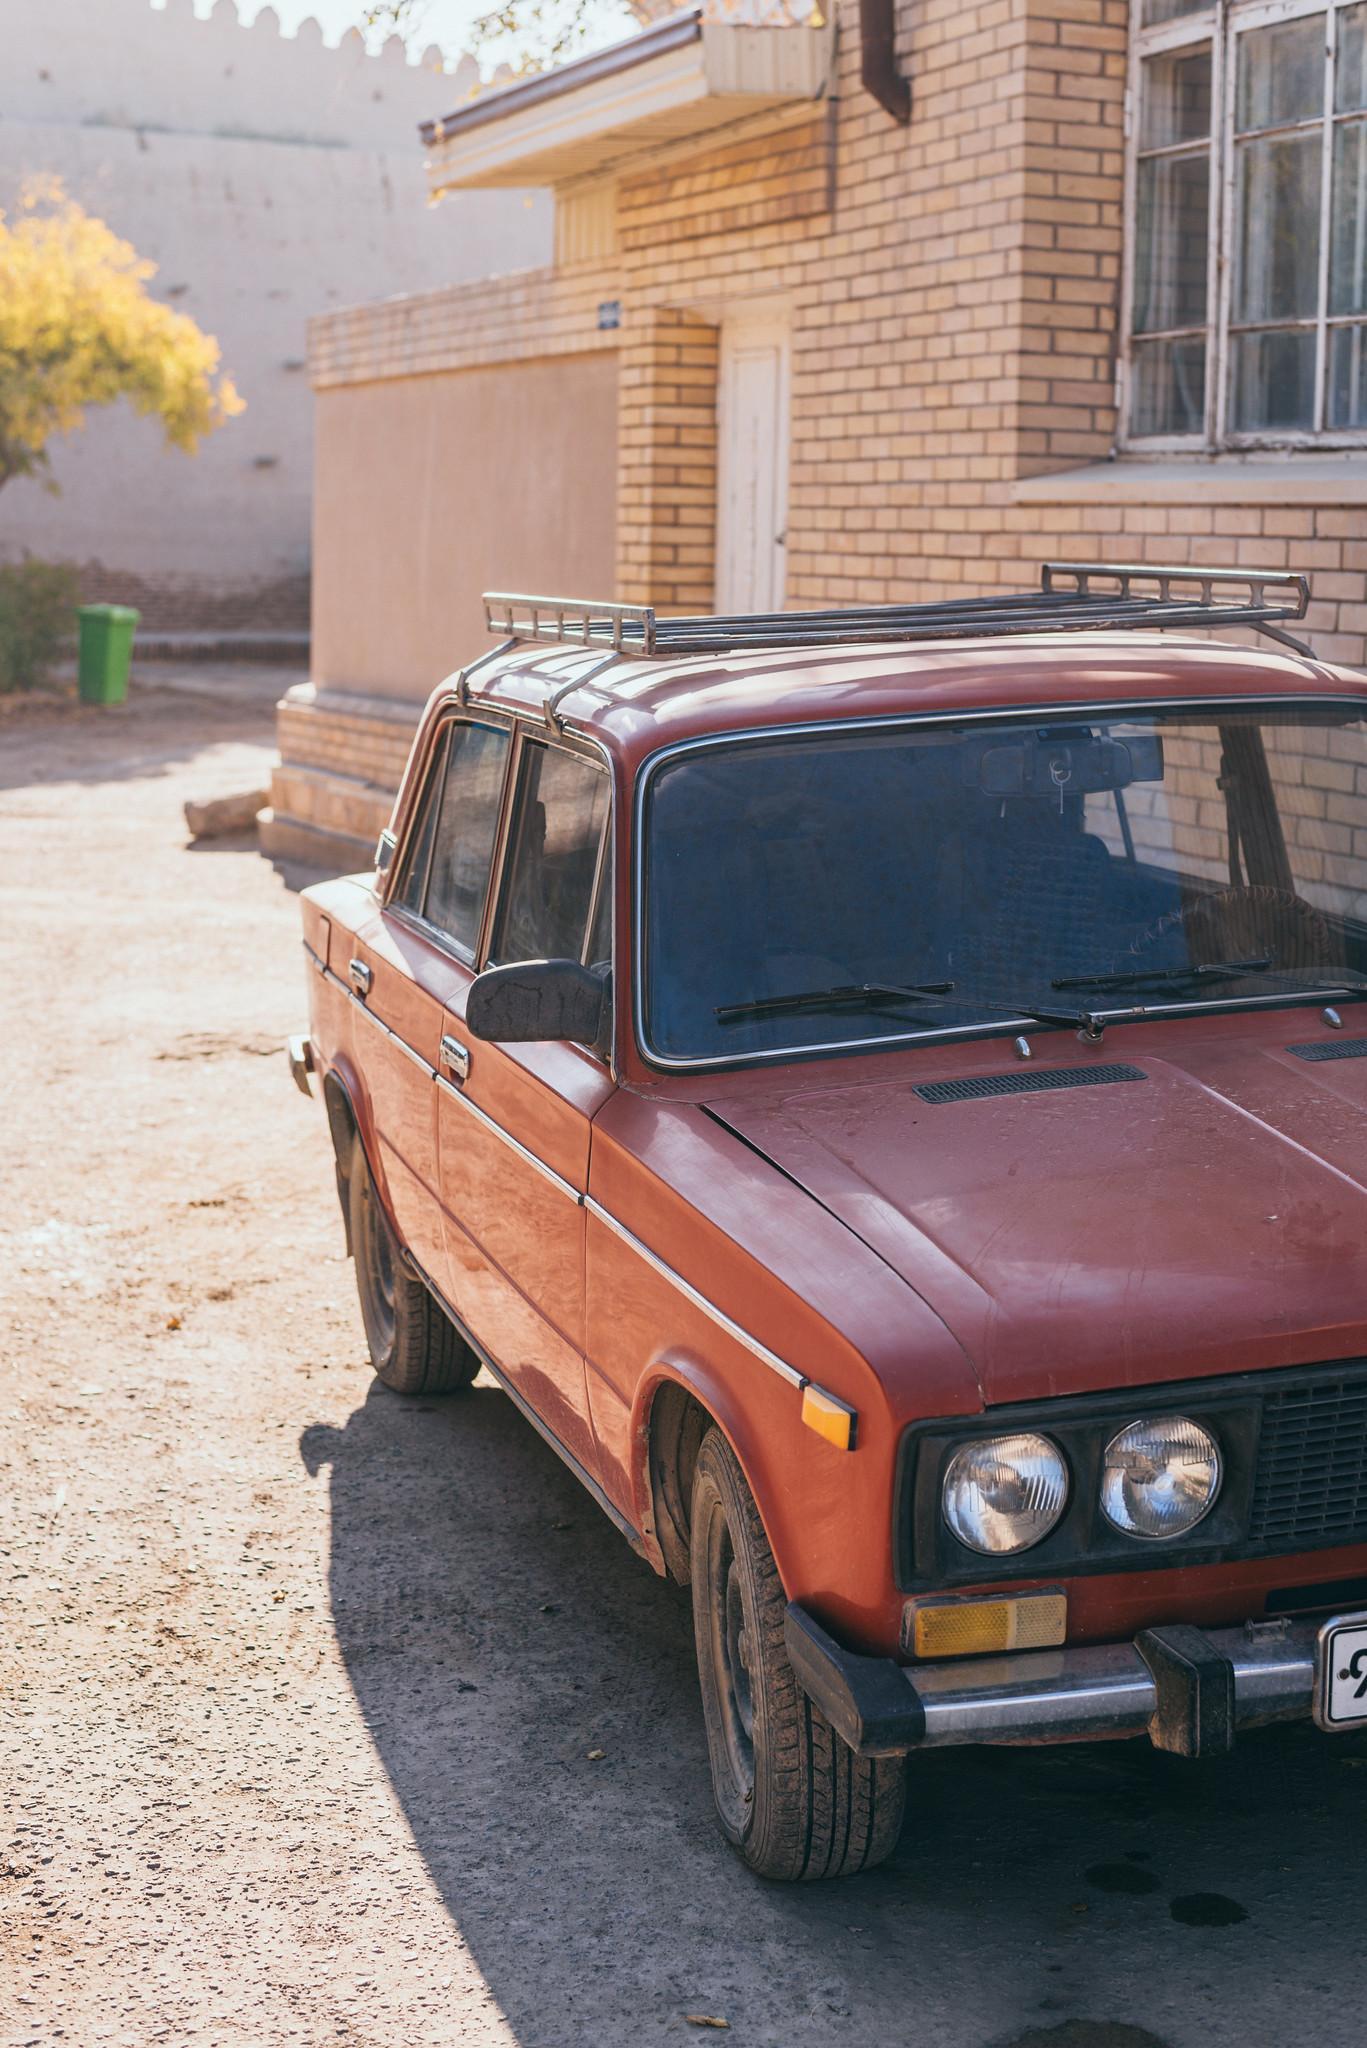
(914, 1062), (1146, 1104)
(1249, 1375), (1367, 1548)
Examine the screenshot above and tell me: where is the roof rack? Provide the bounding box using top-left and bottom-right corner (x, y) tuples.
(484, 562), (1311, 662)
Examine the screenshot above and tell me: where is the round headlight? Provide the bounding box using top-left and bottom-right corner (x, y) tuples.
(1100, 1416), (1221, 1540)
(942, 1432), (1070, 1556)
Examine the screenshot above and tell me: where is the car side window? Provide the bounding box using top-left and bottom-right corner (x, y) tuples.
(390, 727), (449, 914)
(489, 741), (609, 966)
(423, 721), (512, 957)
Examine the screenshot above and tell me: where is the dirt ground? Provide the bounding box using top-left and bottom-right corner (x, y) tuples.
(2, 677), (1365, 2048)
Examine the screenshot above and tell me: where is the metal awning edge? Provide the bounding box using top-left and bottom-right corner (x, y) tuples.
(419, 10), (704, 146)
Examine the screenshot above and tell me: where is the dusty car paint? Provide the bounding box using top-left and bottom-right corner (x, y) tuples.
(300, 630), (1367, 1665)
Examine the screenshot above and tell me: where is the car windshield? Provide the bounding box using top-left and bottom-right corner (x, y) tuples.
(640, 704), (1367, 1064)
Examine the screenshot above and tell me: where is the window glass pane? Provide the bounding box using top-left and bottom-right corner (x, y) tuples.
(1236, 17), (1325, 132)
(1135, 153), (1210, 330)
(491, 744), (609, 965)
(1140, 47), (1211, 150)
(1141, 0), (1209, 25)
(1328, 320), (1367, 423)
(391, 727), (448, 914)
(1332, 117), (1367, 312)
(1230, 326), (1318, 429)
(643, 715), (1367, 1066)
(1234, 130), (1322, 322)
(1337, 2), (1367, 113)
(425, 722), (511, 954)
(1130, 334), (1207, 434)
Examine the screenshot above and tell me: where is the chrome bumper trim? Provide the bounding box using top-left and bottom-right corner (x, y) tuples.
(784, 1604), (1319, 1759)
(287, 1033), (315, 1098)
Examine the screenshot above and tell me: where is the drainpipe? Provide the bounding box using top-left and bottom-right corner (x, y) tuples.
(859, 0), (910, 123)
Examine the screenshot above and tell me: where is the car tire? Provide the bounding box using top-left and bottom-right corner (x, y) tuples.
(347, 1134), (479, 1396)
(689, 1425), (905, 1881)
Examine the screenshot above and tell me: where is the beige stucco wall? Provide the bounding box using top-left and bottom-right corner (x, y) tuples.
(0, 0), (550, 629)
(311, 353), (619, 700)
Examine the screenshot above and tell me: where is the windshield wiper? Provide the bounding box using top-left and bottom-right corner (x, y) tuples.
(1052, 956), (1273, 994)
(716, 980), (954, 1024)
(716, 980), (1097, 1035)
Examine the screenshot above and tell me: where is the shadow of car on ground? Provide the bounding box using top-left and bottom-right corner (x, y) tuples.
(301, 1378), (1367, 2048)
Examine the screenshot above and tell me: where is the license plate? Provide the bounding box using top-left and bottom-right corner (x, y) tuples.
(1315, 1612), (1367, 1732)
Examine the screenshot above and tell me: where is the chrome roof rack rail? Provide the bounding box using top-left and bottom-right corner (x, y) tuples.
(483, 563), (1312, 663)
(484, 592), (658, 656)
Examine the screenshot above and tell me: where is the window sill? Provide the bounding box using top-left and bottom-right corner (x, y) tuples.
(1011, 456), (1367, 508)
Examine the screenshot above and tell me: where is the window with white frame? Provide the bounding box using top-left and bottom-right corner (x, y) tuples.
(1126, 0), (1367, 447)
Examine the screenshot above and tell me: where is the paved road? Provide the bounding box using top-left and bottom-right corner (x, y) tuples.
(2, 682), (1364, 2048)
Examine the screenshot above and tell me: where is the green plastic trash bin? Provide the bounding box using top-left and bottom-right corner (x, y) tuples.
(77, 603), (140, 705)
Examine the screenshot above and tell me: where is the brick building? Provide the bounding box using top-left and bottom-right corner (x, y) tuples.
(263, 0), (1367, 874)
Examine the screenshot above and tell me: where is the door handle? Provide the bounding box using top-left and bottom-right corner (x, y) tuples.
(348, 957), (372, 997)
(440, 1034), (471, 1084)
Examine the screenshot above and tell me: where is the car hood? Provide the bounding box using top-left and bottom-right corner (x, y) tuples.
(704, 1029), (1367, 1406)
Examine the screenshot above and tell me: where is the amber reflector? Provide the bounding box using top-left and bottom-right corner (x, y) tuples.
(800, 1383), (857, 1450)
(906, 1590), (1067, 1660)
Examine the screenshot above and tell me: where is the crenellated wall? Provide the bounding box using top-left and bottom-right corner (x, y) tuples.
(0, 0), (552, 632)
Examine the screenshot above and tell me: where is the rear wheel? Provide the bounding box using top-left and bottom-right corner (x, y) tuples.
(689, 1427), (905, 1881)
(348, 1135), (478, 1395)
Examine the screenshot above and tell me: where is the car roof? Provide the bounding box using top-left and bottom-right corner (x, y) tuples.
(455, 631), (1364, 773)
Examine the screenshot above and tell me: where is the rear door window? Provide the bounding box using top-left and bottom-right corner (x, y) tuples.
(423, 721), (512, 958)
(489, 741), (609, 966)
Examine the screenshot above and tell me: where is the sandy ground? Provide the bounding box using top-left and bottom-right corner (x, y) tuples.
(2, 677), (1366, 2048)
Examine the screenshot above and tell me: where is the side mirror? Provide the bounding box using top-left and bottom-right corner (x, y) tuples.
(466, 959), (609, 1049)
(374, 827), (397, 875)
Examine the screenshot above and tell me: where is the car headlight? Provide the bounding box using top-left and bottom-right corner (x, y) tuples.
(1100, 1416), (1222, 1540)
(941, 1432), (1070, 1555)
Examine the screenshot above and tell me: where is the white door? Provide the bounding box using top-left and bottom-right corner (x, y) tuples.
(715, 316), (790, 614)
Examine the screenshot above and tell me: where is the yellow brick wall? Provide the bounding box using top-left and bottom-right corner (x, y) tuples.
(616, 312), (720, 612)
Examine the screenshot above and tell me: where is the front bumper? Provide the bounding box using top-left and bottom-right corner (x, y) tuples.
(785, 1604), (1324, 1760)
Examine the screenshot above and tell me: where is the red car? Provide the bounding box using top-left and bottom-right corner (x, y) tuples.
(291, 563), (1367, 1881)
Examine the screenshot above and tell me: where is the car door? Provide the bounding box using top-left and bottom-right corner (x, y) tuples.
(352, 716), (512, 1282)
(433, 733), (615, 1480)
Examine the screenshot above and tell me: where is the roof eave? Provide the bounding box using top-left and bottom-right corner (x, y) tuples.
(421, 10), (835, 194)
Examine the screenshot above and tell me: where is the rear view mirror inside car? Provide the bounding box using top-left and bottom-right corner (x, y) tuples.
(972, 731), (1164, 798)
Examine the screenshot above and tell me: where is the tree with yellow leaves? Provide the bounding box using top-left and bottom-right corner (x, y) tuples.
(0, 182), (243, 494)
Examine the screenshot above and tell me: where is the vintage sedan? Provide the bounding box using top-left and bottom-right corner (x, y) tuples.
(290, 564), (1367, 1880)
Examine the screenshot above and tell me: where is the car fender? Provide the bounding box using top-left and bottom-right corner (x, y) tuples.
(316, 1051), (400, 1245)
(632, 1353), (803, 1593)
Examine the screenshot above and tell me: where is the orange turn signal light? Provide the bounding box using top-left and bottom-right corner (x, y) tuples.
(800, 1383), (857, 1451)
(903, 1589), (1067, 1661)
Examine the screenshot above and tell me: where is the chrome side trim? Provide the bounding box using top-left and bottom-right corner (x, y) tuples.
(584, 1196), (805, 1389)
(435, 1072), (582, 1205)
(390, 1032), (436, 1080)
(323, 964), (581, 1202)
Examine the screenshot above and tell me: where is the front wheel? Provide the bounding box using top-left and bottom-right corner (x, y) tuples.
(348, 1134), (478, 1395)
(689, 1427), (905, 1880)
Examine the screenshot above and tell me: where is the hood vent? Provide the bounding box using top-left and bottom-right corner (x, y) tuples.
(915, 1062), (1146, 1105)
(1287, 1038), (1367, 1062)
